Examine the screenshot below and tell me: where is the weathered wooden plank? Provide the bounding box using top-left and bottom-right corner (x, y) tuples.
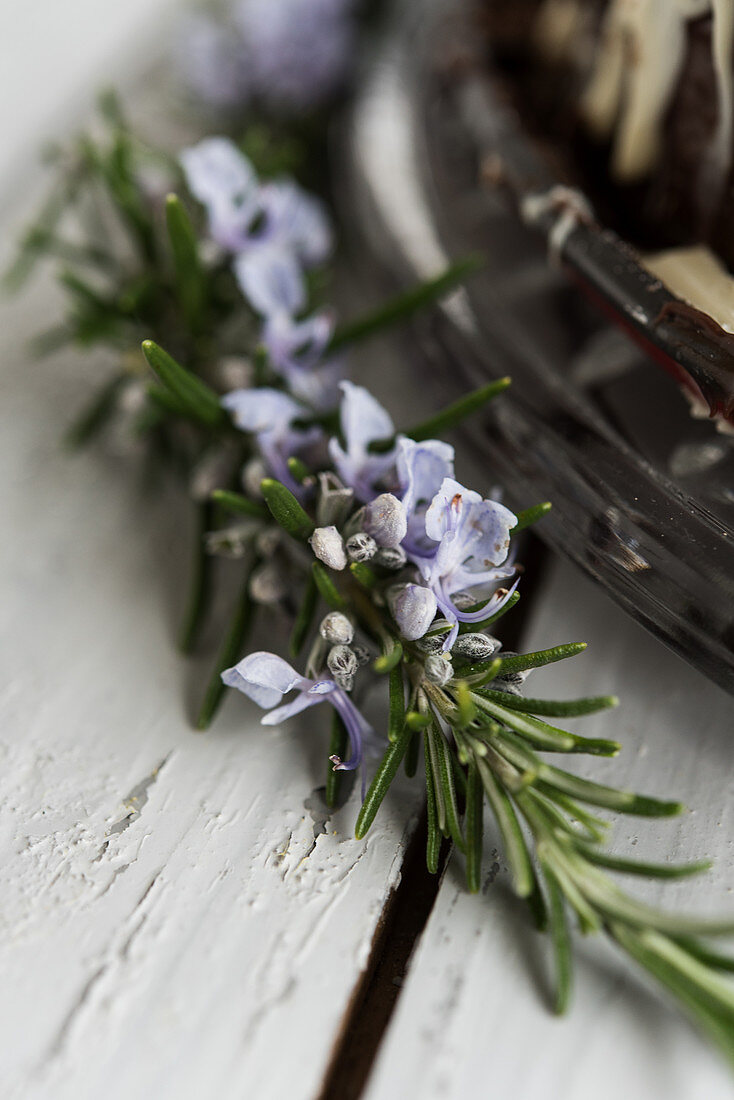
(0, 270), (421, 1100)
(364, 557), (734, 1099)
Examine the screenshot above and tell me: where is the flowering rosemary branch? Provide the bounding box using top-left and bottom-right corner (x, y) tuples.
(9, 61), (734, 1071)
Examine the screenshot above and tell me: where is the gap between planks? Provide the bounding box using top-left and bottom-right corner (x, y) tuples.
(317, 534), (550, 1100)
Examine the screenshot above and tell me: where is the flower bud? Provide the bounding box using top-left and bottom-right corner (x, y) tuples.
(352, 643), (371, 666)
(256, 527), (282, 557)
(319, 611), (354, 646)
(415, 632), (446, 655)
(189, 447), (234, 502)
(217, 355), (253, 392)
(242, 457), (268, 499)
(363, 493), (408, 548)
(387, 583), (437, 641)
(490, 652), (530, 696)
(424, 654), (453, 686)
(346, 532), (377, 563)
(249, 562), (287, 604)
(327, 644), (358, 691)
(310, 525), (347, 571)
(452, 633), (500, 661)
(372, 545), (407, 571)
(205, 522), (257, 559)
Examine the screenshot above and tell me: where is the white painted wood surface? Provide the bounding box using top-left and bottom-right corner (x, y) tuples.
(3, 4), (734, 1099)
(0, 270), (422, 1100)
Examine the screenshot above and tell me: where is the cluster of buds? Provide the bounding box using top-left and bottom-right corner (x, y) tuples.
(318, 611), (368, 692)
(309, 491), (408, 573)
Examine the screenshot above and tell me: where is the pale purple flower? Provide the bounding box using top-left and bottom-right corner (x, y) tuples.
(222, 651), (375, 789)
(387, 583), (438, 642)
(233, 0), (356, 113)
(396, 437), (455, 554)
(177, 14), (250, 110)
(234, 245), (305, 316)
(329, 382), (399, 502)
(233, 180), (332, 315)
(179, 138), (261, 253)
(411, 477), (518, 650)
(258, 180), (332, 267)
(222, 387), (322, 494)
(180, 139), (332, 318)
(262, 309), (341, 410)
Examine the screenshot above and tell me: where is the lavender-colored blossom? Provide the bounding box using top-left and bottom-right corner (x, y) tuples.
(258, 180), (332, 267)
(234, 244), (306, 317)
(387, 583), (438, 642)
(222, 387), (322, 494)
(233, 179), (333, 315)
(179, 138), (261, 253)
(233, 0), (356, 113)
(396, 436), (455, 554)
(262, 309), (341, 410)
(411, 477), (518, 649)
(177, 14), (250, 110)
(222, 651), (374, 787)
(329, 382), (399, 502)
(181, 139), (332, 318)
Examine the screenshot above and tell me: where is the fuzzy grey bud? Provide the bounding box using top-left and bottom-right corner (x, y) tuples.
(204, 522), (257, 559)
(415, 633), (446, 655)
(327, 644), (359, 691)
(387, 583), (438, 641)
(242, 457), (268, 499)
(372, 545), (407, 571)
(249, 562), (287, 604)
(452, 633), (500, 661)
(352, 643), (371, 666)
(424, 654), (453, 686)
(310, 525), (347, 571)
(490, 652), (530, 696)
(363, 493), (408, 548)
(256, 527), (281, 557)
(319, 612), (354, 646)
(217, 355), (253, 391)
(346, 532), (378, 563)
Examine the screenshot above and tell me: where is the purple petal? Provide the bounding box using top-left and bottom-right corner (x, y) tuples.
(234, 245), (306, 316)
(259, 180), (333, 266)
(180, 138), (261, 252)
(221, 650), (310, 708)
(221, 387), (304, 434)
(338, 381), (394, 455)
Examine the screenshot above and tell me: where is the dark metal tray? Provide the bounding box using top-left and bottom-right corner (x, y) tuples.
(343, 0), (734, 694)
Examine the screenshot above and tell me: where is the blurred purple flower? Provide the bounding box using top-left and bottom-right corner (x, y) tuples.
(234, 0), (356, 113)
(180, 139), (332, 317)
(329, 382), (399, 502)
(263, 310), (341, 410)
(222, 650), (375, 788)
(177, 14), (251, 110)
(411, 477), (518, 649)
(180, 137), (262, 253)
(222, 387), (323, 494)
